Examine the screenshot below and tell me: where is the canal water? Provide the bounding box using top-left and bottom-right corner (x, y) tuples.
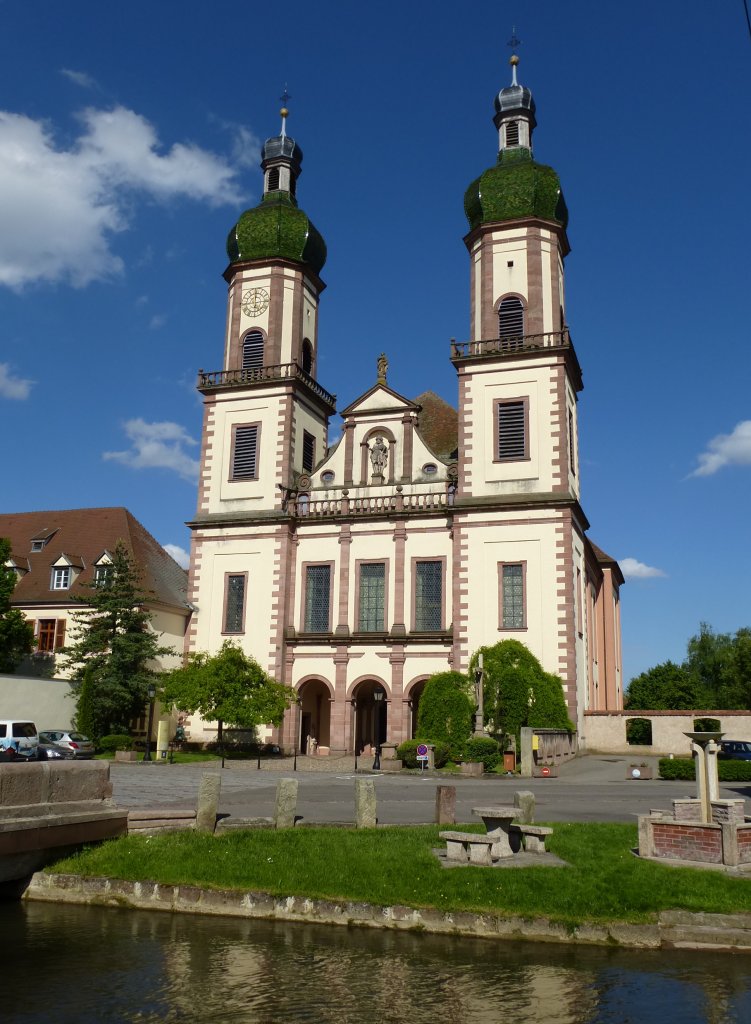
(3, 901), (750, 1023)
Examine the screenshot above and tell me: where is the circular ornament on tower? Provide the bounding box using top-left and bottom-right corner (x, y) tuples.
(241, 287), (270, 317)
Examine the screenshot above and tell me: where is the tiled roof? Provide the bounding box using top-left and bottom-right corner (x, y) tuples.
(0, 507), (188, 610)
(413, 391), (459, 460)
(588, 540), (625, 586)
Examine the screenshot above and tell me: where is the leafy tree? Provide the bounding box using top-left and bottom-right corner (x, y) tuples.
(76, 663), (97, 738)
(685, 623), (736, 705)
(0, 537), (35, 672)
(469, 639), (573, 740)
(161, 641), (295, 742)
(624, 661), (707, 710)
(62, 540), (174, 736)
(415, 671), (474, 754)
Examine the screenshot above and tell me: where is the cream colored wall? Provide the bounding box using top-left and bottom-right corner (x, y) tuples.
(151, 607), (187, 672)
(490, 230), (529, 313)
(582, 712), (751, 756)
(225, 269), (273, 368)
(204, 389), (282, 511)
(293, 399), (328, 475)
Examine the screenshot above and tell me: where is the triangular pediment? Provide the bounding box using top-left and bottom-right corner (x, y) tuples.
(340, 382), (420, 418)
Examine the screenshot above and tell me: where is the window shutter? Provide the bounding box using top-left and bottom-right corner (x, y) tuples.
(302, 431), (315, 472)
(506, 121), (519, 146)
(242, 331), (264, 370)
(233, 426), (258, 478)
(498, 297), (525, 340)
(55, 619), (66, 649)
(497, 401), (526, 460)
(267, 167), (280, 191)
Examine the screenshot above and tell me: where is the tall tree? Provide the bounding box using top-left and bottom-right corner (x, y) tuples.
(624, 661), (707, 710)
(161, 641), (295, 742)
(0, 537), (35, 672)
(62, 540), (174, 736)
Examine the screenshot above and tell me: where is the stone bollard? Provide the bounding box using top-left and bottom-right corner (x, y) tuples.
(195, 773), (222, 833)
(435, 785), (456, 825)
(355, 778), (377, 828)
(514, 790), (535, 824)
(274, 778), (298, 829)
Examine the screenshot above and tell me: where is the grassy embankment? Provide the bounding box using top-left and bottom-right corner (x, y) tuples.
(47, 823), (751, 927)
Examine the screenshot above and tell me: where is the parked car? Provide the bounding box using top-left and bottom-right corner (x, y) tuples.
(719, 740), (751, 761)
(37, 740), (75, 761)
(0, 720), (39, 762)
(38, 730), (95, 759)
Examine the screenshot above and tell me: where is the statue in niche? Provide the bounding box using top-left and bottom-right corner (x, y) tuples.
(370, 436), (388, 479)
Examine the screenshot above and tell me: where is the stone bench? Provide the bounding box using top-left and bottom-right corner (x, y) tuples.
(509, 823), (553, 853)
(439, 830), (496, 866)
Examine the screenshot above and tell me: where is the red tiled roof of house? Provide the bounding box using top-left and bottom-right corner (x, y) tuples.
(0, 507), (188, 610)
(413, 390), (458, 460)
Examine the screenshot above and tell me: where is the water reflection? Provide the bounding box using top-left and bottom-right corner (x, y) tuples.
(3, 901), (750, 1023)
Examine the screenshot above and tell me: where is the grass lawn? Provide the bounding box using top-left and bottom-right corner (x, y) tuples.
(47, 823), (751, 926)
(95, 752), (221, 764)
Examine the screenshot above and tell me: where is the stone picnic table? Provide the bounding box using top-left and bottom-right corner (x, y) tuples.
(471, 805), (522, 859)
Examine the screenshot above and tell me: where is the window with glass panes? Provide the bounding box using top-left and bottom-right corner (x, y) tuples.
(224, 574), (246, 633)
(37, 620), (57, 652)
(304, 564), (331, 633)
(51, 567), (71, 590)
(414, 561), (442, 631)
(358, 563), (385, 632)
(501, 563), (525, 628)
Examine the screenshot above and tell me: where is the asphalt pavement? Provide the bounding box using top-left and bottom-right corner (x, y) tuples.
(109, 754), (751, 825)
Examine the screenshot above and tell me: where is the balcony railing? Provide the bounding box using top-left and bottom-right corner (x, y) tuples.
(287, 489), (452, 518)
(450, 328), (571, 361)
(197, 362), (337, 408)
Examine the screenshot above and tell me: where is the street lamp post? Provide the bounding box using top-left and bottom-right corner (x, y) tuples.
(372, 686), (384, 770)
(143, 683), (156, 762)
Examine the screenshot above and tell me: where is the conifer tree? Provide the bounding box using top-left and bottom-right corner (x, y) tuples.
(0, 537), (35, 672)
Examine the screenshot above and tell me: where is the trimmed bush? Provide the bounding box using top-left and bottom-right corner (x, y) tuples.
(396, 739), (450, 770)
(415, 671), (474, 754)
(99, 734), (133, 753)
(658, 758), (751, 782)
(463, 736), (501, 771)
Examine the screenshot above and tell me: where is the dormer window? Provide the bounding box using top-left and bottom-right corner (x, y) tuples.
(31, 540), (45, 553)
(51, 567), (71, 590)
(267, 167), (280, 191)
(505, 120), (519, 146)
(95, 565), (113, 587)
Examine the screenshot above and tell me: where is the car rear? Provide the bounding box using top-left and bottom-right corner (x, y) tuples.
(0, 721), (39, 761)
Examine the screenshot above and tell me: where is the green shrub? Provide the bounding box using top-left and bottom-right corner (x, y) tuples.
(626, 718), (653, 745)
(463, 736), (501, 771)
(658, 758), (751, 782)
(99, 734), (133, 753)
(415, 671), (474, 753)
(396, 739), (450, 769)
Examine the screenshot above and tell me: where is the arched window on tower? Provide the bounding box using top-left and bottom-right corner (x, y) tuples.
(498, 297), (525, 349)
(267, 167), (280, 192)
(505, 120), (519, 146)
(242, 330), (264, 371)
(301, 338), (313, 375)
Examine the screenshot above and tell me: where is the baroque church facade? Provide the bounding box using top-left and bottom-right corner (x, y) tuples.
(185, 58), (624, 752)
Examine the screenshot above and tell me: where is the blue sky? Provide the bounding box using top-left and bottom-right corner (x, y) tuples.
(1, 0), (750, 685)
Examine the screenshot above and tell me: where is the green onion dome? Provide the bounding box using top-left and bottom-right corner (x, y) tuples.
(226, 193), (327, 275)
(464, 149), (568, 233)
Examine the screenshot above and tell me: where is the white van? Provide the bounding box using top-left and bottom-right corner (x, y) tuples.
(0, 720), (39, 761)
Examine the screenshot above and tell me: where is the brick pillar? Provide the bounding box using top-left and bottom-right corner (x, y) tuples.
(389, 645), (405, 744)
(391, 522), (407, 635)
(332, 646), (349, 750)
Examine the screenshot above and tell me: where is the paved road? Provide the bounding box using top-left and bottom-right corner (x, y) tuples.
(110, 755), (751, 825)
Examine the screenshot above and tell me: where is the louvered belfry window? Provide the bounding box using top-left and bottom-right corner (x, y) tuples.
(498, 297), (525, 340)
(224, 574), (246, 633)
(502, 564), (525, 629)
(359, 563), (385, 632)
(242, 331), (264, 371)
(302, 430), (316, 472)
(505, 120), (519, 146)
(305, 564), (331, 633)
(232, 425), (258, 479)
(415, 561), (442, 631)
(267, 167), (280, 191)
(497, 400), (527, 460)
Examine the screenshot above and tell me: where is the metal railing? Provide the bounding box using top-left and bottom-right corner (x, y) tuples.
(197, 362), (337, 408)
(450, 328), (571, 360)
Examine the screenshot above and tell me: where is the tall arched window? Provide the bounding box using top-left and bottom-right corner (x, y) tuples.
(242, 330), (264, 370)
(267, 167), (280, 191)
(498, 297), (525, 345)
(301, 338), (313, 374)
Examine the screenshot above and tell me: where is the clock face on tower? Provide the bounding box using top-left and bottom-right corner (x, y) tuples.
(241, 287), (270, 317)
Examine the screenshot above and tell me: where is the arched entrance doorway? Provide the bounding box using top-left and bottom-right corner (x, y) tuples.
(298, 679), (331, 754)
(351, 680), (388, 754)
(407, 678), (429, 738)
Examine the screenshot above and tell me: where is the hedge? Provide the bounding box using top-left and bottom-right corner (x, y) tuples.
(396, 739), (451, 770)
(415, 672), (474, 754)
(463, 736), (502, 771)
(98, 734), (133, 753)
(658, 758), (751, 782)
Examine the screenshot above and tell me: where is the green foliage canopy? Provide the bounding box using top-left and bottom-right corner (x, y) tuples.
(415, 671), (474, 752)
(162, 641), (295, 741)
(0, 537), (35, 672)
(469, 639), (573, 738)
(624, 661), (707, 711)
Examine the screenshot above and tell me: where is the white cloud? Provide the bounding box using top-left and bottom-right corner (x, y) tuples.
(689, 420), (751, 477)
(0, 106), (243, 290)
(163, 543), (190, 569)
(60, 68), (97, 90)
(620, 557), (667, 580)
(103, 418), (199, 481)
(148, 313), (166, 330)
(0, 362), (33, 399)
(231, 125), (262, 169)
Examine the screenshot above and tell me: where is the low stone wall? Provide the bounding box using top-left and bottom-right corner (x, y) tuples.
(582, 710), (751, 756)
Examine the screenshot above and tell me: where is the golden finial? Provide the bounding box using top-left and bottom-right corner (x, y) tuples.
(280, 107), (289, 118)
(510, 54), (520, 66)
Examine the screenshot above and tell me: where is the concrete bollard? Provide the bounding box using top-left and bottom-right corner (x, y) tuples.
(435, 785), (456, 825)
(195, 773), (222, 833)
(274, 778), (298, 829)
(514, 790), (535, 824)
(355, 778), (377, 828)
